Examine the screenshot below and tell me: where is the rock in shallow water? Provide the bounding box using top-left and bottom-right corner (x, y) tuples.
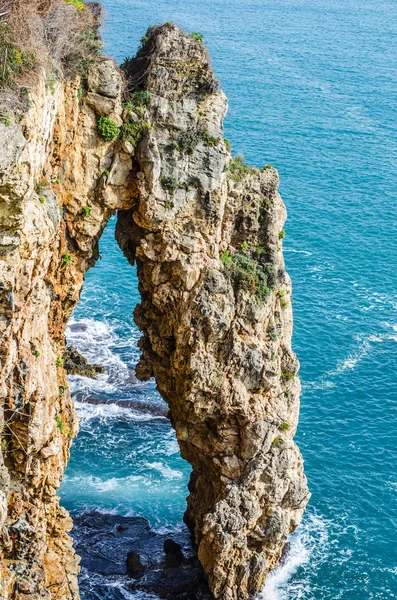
(64, 346), (106, 378)
(126, 551), (145, 577)
(72, 512), (212, 600)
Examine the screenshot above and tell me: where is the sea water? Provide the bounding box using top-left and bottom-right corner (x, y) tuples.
(59, 1), (397, 598)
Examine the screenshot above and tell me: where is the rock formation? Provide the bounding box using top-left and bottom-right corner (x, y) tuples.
(63, 346), (105, 379)
(0, 22), (309, 600)
(0, 52), (130, 599)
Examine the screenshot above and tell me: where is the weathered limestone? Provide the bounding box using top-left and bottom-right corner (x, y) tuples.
(0, 23), (309, 600)
(0, 59), (130, 599)
(116, 25), (310, 600)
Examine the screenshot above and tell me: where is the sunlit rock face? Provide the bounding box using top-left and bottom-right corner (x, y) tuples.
(0, 57), (130, 599)
(0, 23), (309, 600)
(116, 24), (310, 600)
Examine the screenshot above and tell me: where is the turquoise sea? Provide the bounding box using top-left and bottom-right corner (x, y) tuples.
(60, 1), (397, 598)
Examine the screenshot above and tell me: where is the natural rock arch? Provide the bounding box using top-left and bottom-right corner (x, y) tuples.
(0, 24), (309, 600)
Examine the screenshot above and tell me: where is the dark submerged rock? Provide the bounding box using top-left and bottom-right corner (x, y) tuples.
(126, 551), (145, 577)
(164, 538), (184, 567)
(72, 512), (212, 600)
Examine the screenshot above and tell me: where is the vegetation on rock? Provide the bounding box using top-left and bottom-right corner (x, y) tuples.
(120, 89), (152, 147)
(61, 253), (73, 267)
(221, 250), (277, 301)
(55, 415), (64, 432)
(191, 32), (204, 44)
(64, 0), (85, 10)
(0, 0), (103, 115)
(97, 115), (120, 141)
(120, 120), (150, 146)
(227, 155), (254, 182)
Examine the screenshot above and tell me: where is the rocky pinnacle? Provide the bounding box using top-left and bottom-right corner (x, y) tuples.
(116, 24), (310, 600)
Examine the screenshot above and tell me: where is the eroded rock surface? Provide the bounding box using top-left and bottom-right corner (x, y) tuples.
(116, 25), (310, 600)
(0, 22), (309, 600)
(0, 58), (131, 599)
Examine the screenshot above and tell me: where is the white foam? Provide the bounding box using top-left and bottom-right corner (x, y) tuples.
(107, 586), (159, 600)
(303, 379), (335, 391)
(75, 401), (165, 423)
(66, 317), (141, 396)
(163, 439), (180, 456)
(260, 513), (329, 600)
(284, 249), (312, 256)
(64, 473), (145, 493)
(153, 524), (185, 535)
(305, 327), (397, 389)
(260, 539), (309, 600)
(329, 332), (386, 377)
(146, 461), (184, 480)
(79, 568), (160, 600)
(386, 481), (397, 492)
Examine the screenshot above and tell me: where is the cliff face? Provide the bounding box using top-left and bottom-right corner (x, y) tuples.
(0, 57), (131, 598)
(0, 23), (309, 600)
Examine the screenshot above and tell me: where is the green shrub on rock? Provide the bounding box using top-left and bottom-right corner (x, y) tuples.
(227, 156), (252, 183)
(191, 32), (204, 44)
(61, 253), (73, 267)
(220, 251), (233, 267)
(0, 22), (35, 88)
(97, 116), (120, 141)
(272, 436), (283, 447)
(173, 129), (201, 155)
(281, 371), (295, 381)
(130, 90), (152, 106)
(279, 422), (290, 431)
(120, 120), (151, 147)
(64, 0), (85, 9)
(160, 176), (178, 194)
(267, 326), (277, 341)
(55, 415), (64, 433)
(130, 25), (158, 59)
(221, 251), (277, 302)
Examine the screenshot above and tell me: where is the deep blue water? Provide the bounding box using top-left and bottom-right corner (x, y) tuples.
(60, 1), (397, 598)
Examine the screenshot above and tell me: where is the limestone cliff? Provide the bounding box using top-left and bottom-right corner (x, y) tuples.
(0, 23), (309, 600)
(0, 56), (130, 598)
